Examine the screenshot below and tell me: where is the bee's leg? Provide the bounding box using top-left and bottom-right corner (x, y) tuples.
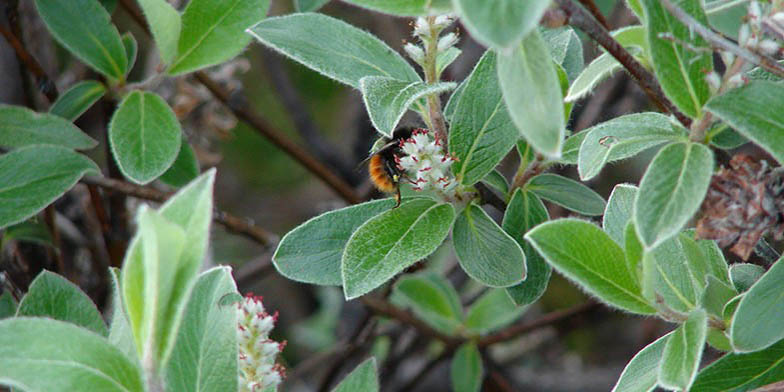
(394, 185), (402, 208)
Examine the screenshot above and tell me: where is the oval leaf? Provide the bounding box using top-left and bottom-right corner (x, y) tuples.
(497, 30), (565, 158)
(634, 142), (714, 249)
(34, 0), (128, 80)
(464, 289), (525, 334)
(612, 332), (671, 392)
(451, 343), (483, 392)
(0, 104), (97, 150)
(604, 184), (638, 245)
(137, 0), (181, 65)
(168, 0), (270, 75)
(731, 256), (784, 352)
(273, 199), (396, 286)
(448, 51), (518, 186)
(393, 273), (462, 335)
(342, 199), (454, 299)
(341, 0), (451, 16)
(729, 263), (765, 293)
(159, 140), (200, 188)
(658, 309), (708, 391)
(453, 0), (550, 48)
(17, 271), (107, 336)
(453, 203), (526, 288)
(691, 338), (784, 391)
(0, 145), (99, 229)
(247, 13), (420, 89)
(49, 81), (106, 122)
(109, 91), (182, 185)
(527, 174), (607, 216)
(525, 219), (656, 315)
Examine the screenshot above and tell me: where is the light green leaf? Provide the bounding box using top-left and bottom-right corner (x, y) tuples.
(109, 90), (182, 185)
(497, 30), (565, 158)
(333, 357), (379, 392)
(482, 170), (509, 196)
(706, 0), (748, 40)
(437, 46), (461, 75)
(691, 338), (784, 392)
(393, 273), (462, 335)
(0, 318), (144, 392)
(731, 256), (784, 352)
(641, 0), (712, 118)
(695, 235), (731, 286)
(465, 289), (526, 334)
(0, 292), (16, 319)
(451, 343), (483, 392)
(166, 267), (239, 392)
(340, 0), (451, 16)
(295, 0), (330, 12)
(34, 0), (128, 80)
(729, 263), (765, 293)
(122, 32), (137, 73)
(541, 26), (584, 82)
(658, 309), (707, 391)
(453, 203), (525, 288)
(137, 0), (181, 65)
(627, 0), (645, 21)
(449, 51), (517, 186)
(559, 130), (588, 165)
(159, 140), (200, 188)
(604, 184), (638, 245)
(360, 76), (455, 137)
(527, 174), (607, 216)
(634, 142), (714, 249)
(248, 13), (420, 89)
(0, 104), (97, 150)
(342, 199), (454, 299)
(700, 275), (737, 318)
(273, 199), (396, 286)
(16, 271), (107, 336)
(647, 235), (704, 312)
(49, 81), (106, 122)
(0, 145), (99, 229)
(624, 223), (644, 284)
(108, 268), (136, 361)
(612, 331), (671, 392)
(503, 189), (552, 306)
(706, 81), (784, 164)
(566, 52), (626, 102)
(525, 219), (656, 315)
(577, 113), (685, 181)
(168, 0), (269, 75)
(453, 0), (549, 48)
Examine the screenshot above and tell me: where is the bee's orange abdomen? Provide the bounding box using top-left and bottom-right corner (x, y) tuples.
(369, 154), (397, 193)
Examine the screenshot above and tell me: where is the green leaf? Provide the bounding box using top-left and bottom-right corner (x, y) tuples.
(0, 292), (16, 319)
(248, 13), (420, 89)
(706, 0), (748, 40)
(647, 235), (704, 312)
(437, 46), (461, 75)
(634, 142), (714, 249)
(707, 328), (732, 352)
(731, 256), (784, 352)
(641, 0), (712, 118)
(34, 0), (128, 80)
(108, 268), (136, 361)
(360, 76), (455, 137)
(453, 0), (550, 48)
(273, 199), (396, 286)
(503, 189), (552, 306)
(700, 275), (737, 318)
(627, 0), (645, 21)
(49, 81), (106, 121)
(604, 184), (638, 245)
(453, 203), (526, 288)
(612, 332), (671, 392)
(577, 113), (685, 181)
(729, 263), (765, 293)
(451, 343), (483, 392)
(333, 357), (379, 392)
(109, 90), (182, 185)
(559, 130), (588, 165)
(0, 318), (144, 392)
(465, 289), (525, 334)
(166, 267), (239, 392)
(100, 0), (117, 14)
(122, 32), (137, 73)
(482, 170), (509, 196)
(168, 0), (270, 75)
(706, 81), (784, 164)
(497, 30), (565, 158)
(527, 174), (607, 216)
(342, 199), (454, 299)
(295, 0), (330, 12)
(709, 126), (749, 150)
(624, 223), (644, 283)
(541, 26), (584, 83)
(695, 235), (731, 286)
(339, 0), (451, 16)
(449, 51), (517, 186)
(566, 52), (625, 102)
(16, 271), (107, 336)
(0, 145), (99, 229)
(525, 219), (655, 315)
(0, 104), (97, 150)
(137, 0), (181, 65)
(393, 273), (463, 335)
(658, 309), (708, 391)
(692, 338), (784, 392)
(1, 220), (53, 249)
(159, 140), (200, 188)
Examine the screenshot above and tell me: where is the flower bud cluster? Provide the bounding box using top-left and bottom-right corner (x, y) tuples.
(739, 1), (782, 56)
(395, 129), (457, 195)
(404, 15), (458, 66)
(237, 293), (286, 392)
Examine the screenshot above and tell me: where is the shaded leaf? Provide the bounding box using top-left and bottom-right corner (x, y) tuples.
(604, 184), (638, 245)
(692, 338), (784, 391)
(658, 309), (707, 391)
(0, 104), (97, 150)
(465, 289), (525, 334)
(451, 343), (483, 392)
(49, 81), (106, 122)
(527, 174), (606, 216)
(731, 256), (784, 352)
(333, 357), (379, 392)
(393, 273), (462, 335)
(612, 331), (671, 392)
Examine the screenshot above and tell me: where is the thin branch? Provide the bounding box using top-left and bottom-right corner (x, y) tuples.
(555, 0), (693, 128)
(478, 300), (598, 346)
(392, 349), (452, 392)
(577, 0), (611, 29)
(0, 24), (58, 102)
(360, 296), (462, 347)
(80, 176), (278, 247)
(659, 0), (784, 78)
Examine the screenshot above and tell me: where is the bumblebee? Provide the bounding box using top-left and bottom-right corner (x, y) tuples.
(365, 127), (414, 207)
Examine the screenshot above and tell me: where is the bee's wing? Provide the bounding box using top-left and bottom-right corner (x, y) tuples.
(354, 140), (398, 172)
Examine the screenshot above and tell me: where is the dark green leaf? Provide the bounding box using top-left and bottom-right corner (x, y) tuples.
(0, 104), (97, 149)
(464, 289), (525, 334)
(159, 140), (200, 188)
(121, 32), (137, 73)
(729, 263), (765, 293)
(731, 256), (784, 352)
(451, 343), (483, 392)
(503, 189), (551, 306)
(49, 81), (106, 122)
(692, 338), (784, 391)
(295, 0), (330, 12)
(0, 292), (17, 320)
(393, 273), (462, 335)
(700, 275), (738, 318)
(333, 357), (379, 392)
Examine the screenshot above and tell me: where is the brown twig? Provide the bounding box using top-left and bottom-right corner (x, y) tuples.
(360, 296), (462, 347)
(80, 176), (278, 246)
(478, 300), (598, 346)
(392, 349), (452, 392)
(0, 24), (58, 102)
(577, 0), (611, 29)
(555, 0), (693, 128)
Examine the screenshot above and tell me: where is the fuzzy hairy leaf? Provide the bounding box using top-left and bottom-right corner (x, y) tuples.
(0, 104), (97, 150)
(453, 0), (550, 48)
(658, 309), (707, 391)
(612, 332), (671, 392)
(527, 174), (606, 216)
(49, 81), (106, 122)
(137, 0), (181, 65)
(731, 256), (784, 352)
